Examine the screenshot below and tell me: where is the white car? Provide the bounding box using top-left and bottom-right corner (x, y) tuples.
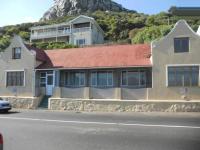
(0, 98), (12, 112)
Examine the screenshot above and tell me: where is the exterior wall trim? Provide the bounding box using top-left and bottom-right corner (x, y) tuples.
(35, 66), (152, 71)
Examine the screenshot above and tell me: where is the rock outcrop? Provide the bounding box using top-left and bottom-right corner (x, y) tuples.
(41, 0), (129, 21)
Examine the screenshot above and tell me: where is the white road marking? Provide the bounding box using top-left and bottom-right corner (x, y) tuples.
(0, 116), (200, 129)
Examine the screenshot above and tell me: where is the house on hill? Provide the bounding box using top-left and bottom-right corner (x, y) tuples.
(30, 15), (104, 46)
(169, 7), (200, 16)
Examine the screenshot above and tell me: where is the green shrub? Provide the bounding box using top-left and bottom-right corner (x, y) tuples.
(132, 25), (172, 44)
(33, 42), (78, 50)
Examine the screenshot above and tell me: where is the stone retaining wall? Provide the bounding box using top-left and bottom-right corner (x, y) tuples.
(49, 98), (200, 112)
(1, 96), (43, 109)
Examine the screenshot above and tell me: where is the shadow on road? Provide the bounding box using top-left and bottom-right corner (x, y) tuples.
(0, 111), (20, 115)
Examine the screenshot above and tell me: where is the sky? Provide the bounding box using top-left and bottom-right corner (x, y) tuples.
(0, 0), (200, 27)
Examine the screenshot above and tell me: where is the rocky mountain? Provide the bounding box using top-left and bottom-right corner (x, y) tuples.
(41, 0), (129, 21)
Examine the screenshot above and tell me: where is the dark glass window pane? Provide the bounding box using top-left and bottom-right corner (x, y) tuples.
(40, 73), (46, 77)
(65, 73), (68, 86)
(128, 71), (139, 86)
(92, 71), (113, 87)
(191, 67), (199, 86)
(76, 39), (86, 46)
(6, 71), (24, 86)
(182, 38), (189, 51)
(107, 72), (113, 86)
(12, 47), (21, 59)
(74, 73), (80, 86)
(40, 72), (46, 87)
(91, 72), (97, 86)
(98, 72), (107, 86)
(175, 67), (183, 86)
(184, 67), (191, 86)
(79, 73), (85, 86)
(140, 71), (146, 86)
(168, 68), (175, 86)
(47, 76), (53, 85)
(168, 66), (199, 87)
(174, 37), (189, 53)
(40, 78), (46, 83)
(69, 73), (74, 85)
(122, 71), (127, 86)
(68, 72), (85, 87)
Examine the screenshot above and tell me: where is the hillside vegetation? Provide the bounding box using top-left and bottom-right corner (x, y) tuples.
(0, 11), (200, 51)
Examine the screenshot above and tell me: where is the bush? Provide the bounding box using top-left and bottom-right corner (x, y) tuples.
(19, 31), (30, 41)
(132, 25), (172, 44)
(0, 35), (11, 51)
(33, 42), (78, 50)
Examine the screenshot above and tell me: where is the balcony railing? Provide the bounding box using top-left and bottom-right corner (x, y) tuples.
(73, 27), (91, 33)
(31, 30), (71, 39)
(31, 27), (91, 40)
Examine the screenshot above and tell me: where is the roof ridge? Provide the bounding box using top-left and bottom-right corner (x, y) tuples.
(44, 43), (150, 52)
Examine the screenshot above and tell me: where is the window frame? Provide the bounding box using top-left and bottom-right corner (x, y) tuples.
(64, 71), (86, 87)
(166, 65), (199, 87)
(5, 70), (25, 87)
(12, 47), (22, 59)
(121, 70), (147, 88)
(174, 37), (189, 53)
(40, 72), (47, 87)
(90, 71), (113, 87)
(76, 39), (86, 46)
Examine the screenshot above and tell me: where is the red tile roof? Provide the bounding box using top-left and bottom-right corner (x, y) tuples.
(37, 44), (151, 69)
(25, 44), (48, 62)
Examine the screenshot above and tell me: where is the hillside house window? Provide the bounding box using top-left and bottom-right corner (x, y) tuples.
(121, 70), (146, 88)
(12, 47), (21, 59)
(76, 39), (86, 46)
(6, 71), (24, 86)
(65, 72), (85, 87)
(168, 66), (199, 87)
(91, 71), (113, 87)
(174, 37), (189, 53)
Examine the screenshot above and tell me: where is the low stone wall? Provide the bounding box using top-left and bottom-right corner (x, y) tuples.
(1, 96), (43, 109)
(49, 98), (200, 112)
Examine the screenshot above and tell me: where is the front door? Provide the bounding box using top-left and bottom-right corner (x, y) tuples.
(46, 73), (54, 96)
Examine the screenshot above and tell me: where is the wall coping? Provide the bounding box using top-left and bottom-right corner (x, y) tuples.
(0, 96), (37, 99)
(49, 98), (200, 103)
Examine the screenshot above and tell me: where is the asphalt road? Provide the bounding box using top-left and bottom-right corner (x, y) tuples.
(0, 110), (200, 150)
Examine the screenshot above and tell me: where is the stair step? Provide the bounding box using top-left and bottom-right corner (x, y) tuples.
(38, 96), (51, 109)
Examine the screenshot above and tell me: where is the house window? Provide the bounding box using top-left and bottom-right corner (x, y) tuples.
(174, 37), (189, 53)
(76, 39), (86, 46)
(40, 72), (46, 87)
(12, 47), (21, 59)
(121, 70), (147, 88)
(6, 71), (24, 86)
(65, 72), (85, 87)
(168, 66), (199, 87)
(91, 71), (113, 87)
